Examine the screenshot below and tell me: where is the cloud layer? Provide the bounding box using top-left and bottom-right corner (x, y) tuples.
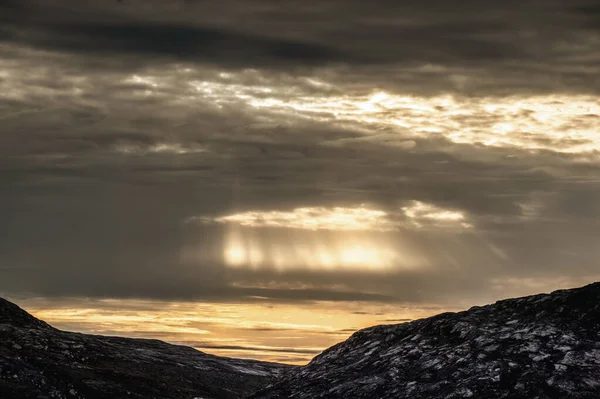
(1, 0), (600, 309)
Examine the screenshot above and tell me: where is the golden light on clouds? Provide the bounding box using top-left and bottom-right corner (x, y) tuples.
(250, 91), (600, 154)
(213, 206), (394, 232)
(126, 74), (159, 88)
(115, 142), (206, 155)
(402, 201), (472, 229)
(2, 63), (598, 156)
(182, 73), (600, 155)
(193, 203), (471, 232)
(185, 202), (470, 271)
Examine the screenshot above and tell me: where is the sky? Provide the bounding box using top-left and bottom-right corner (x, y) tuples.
(1, 0), (600, 364)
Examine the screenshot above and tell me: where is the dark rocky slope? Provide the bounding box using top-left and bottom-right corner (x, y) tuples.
(0, 297), (292, 399)
(253, 282), (600, 399)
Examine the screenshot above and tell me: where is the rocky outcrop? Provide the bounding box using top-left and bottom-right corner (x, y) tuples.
(0, 297), (52, 330)
(0, 297), (292, 399)
(252, 282), (600, 399)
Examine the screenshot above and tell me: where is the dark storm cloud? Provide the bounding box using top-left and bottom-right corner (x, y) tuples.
(572, 3), (600, 18)
(1, 0), (599, 93)
(1, 22), (361, 68)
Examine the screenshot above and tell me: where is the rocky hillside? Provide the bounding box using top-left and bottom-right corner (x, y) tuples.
(0, 297), (292, 399)
(252, 282), (600, 399)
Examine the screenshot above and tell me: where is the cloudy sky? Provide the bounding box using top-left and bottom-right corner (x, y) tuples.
(1, 0), (600, 363)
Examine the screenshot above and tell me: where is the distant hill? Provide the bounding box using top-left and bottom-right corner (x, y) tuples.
(252, 282), (600, 398)
(0, 297), (292, 399)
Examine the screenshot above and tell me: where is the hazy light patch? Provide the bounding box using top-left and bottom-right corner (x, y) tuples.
(189, 79), (277, 106)
(192, 205), (420, 271)
(188, 202), (469, 271)
(402, 201), (472, 229)
(116, 143), (206, 155)
(223, 238), (399, 272)
(220, 226), (425, 272)
(125, 74), (159, 88)
(18, 298), (448, 364)
(0, 54), (91, 101)
(518, 196), (545, 220)
(205, 206), (395, 232)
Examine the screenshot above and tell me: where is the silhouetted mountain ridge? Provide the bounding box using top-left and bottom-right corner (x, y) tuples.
(252, 282), (600, 398)
(0, 297), (52, 330)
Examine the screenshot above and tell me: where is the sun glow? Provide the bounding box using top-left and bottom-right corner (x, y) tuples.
(339, 245), (390, 268)
(220, 227), (423, 272)
(204, 206), (406, 270)
(187, 202), (468, 271)
(225, 246), (247, 266)
(223, 240), (399, 271)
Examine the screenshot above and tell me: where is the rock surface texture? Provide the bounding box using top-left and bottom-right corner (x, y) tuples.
(0, 297), (291, 399)
(252, 282), (600, 399)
